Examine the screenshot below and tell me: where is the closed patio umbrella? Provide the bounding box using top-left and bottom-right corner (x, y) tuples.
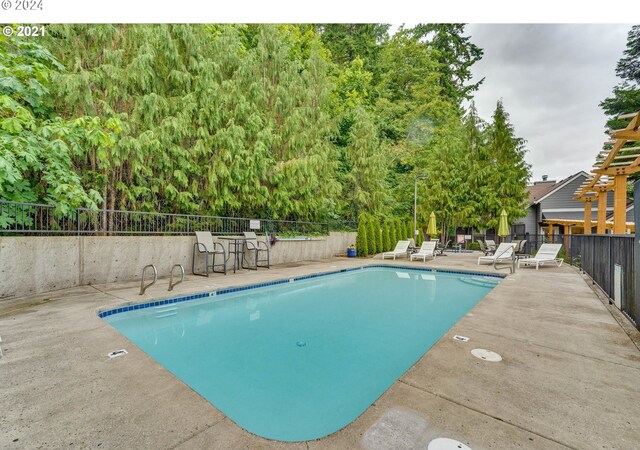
(426, 212), (437, 239)
(498, 209), (510, 239)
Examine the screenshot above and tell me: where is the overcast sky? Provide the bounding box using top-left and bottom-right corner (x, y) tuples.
(465, 24), (631, 182)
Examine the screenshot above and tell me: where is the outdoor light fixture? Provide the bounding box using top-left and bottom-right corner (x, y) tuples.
(414, 174), (426, 241)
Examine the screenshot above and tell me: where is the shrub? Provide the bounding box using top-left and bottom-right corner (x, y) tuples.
(416, 226), (424, 247)
(376, 218), (383, 253)
(356, 214), (368, 257)
(367, 215), (377, 254)
(393, 219), (407, 241)
(389, 219), (397, 246)
(469, 241), (480, 251)
(382, 220), (391, 251)
(406, 220), (413, 242)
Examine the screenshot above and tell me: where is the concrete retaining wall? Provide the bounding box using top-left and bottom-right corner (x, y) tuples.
(0, 232), (356, 300)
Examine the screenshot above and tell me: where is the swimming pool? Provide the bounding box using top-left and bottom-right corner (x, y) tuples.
(101, 266), (500, 441)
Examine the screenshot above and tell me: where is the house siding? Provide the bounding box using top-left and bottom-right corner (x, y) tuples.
(515, 206), (539, 235)
(539, 174), (613, 212)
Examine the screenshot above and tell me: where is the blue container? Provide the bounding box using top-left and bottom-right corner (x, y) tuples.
(347, 248), (357, 258)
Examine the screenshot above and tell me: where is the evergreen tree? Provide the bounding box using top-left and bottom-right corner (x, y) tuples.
(366, 214), (378, 254)
(395, 218), (405, 240)
(382, 219), (391, 251)
(389, 219), (397, 245)
(356, 213), (368, 257)
(415, 225), (424, 246)
(375, 217), (383, 253)
(317, 24), (389, 74)
(484, 100), (530, 230)
(410, 24), (484, 105)
(0, 22), (538, 242)
(342, 107), (389, 218)
(459, 102), (492, 229)
(255, 25), (340, 220)
(45, 24), (340, 220)
(601, 26), (640, 131)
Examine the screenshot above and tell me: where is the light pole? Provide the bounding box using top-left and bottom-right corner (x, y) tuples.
(414, 174), (426, 241)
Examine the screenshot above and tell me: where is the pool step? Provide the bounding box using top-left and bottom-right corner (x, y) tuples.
(459, 276), (499, 288)
(154, 305), (178, 318)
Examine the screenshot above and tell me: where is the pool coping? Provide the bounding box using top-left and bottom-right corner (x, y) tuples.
(4, 254), (640, 449)
(96, 264), (505, 319)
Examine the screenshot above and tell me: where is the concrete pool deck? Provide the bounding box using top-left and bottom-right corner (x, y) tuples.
(1, 253), (639, 449)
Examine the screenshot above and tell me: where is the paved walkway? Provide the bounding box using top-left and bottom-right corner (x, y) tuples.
(1, 253), (639, 449)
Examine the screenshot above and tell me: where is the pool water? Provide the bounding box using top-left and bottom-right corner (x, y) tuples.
(103, 267), (499, 441)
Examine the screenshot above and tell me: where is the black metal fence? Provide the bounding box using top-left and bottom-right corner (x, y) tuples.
(567, 234), (636, 326)
(0, 200), (356, 236)
(471, 231), (637, 326)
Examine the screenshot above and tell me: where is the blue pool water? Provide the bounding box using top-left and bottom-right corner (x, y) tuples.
(103, 267), (499, 441)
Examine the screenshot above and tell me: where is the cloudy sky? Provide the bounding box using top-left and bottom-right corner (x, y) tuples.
(466, 24), (631, 182)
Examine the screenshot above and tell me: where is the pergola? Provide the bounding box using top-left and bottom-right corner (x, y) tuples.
(542, 218), (635, 235)
(573, 111), (640, 234)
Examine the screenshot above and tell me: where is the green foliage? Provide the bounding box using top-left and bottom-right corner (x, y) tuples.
(318, 24), (389, 71)
(388, 219), (397, 245)
(45, 24), (339, 219)
(366, 214), (378, 254)
(0, 35), (114, 212)
(375, 217), (383, 253)
(601, 26), (640, 137)
(484, 100), (530, 229)
(381, 219), (391, 251)
(395, 218), (404, 240)
(406, 219), (413, 242)
(3, 23), (533, 237)
(339, 107), (389, 218)
(415, 225), (424, 246)
(410, 24), (484, 106)
(469, 241), (480, 250)
(356, 213), (368, 257)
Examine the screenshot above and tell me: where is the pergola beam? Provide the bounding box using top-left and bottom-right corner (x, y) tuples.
(574, 112), (639, 233)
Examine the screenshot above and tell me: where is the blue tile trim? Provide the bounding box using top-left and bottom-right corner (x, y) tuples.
(97, 264), (502, 318)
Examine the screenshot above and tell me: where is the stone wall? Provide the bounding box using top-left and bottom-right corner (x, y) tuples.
(0, 232), (356, 300)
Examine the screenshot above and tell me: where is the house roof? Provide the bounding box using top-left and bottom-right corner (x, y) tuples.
(526, 171), (589, 205)
(526, 181), (557, 204)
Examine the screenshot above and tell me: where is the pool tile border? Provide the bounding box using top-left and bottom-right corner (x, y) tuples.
(97, 264), (504, 319)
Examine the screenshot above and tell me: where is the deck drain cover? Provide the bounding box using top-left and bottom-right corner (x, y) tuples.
(471, 348), (502, 362)
(108, 349), (128, 358)
(428, 437), (472, 450)
(453, 335), (469, 342)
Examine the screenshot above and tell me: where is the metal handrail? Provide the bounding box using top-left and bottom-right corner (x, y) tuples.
(493, 245), (517, 274)
(168, 264), (184, 291)
(139, 264), (157, 295)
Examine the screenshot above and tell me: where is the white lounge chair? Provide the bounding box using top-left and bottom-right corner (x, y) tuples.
(518, 244), (563, 270)
(243, 231), (270, 269)
(382, 240), (410, 260)
(192, 231), (226, 276)
(485, 239), (497, 252)
(410, 241), (437, 261)
(477, 242), (516, 265)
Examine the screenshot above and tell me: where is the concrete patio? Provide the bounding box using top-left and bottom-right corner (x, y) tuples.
(1, 252), (639, 449)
